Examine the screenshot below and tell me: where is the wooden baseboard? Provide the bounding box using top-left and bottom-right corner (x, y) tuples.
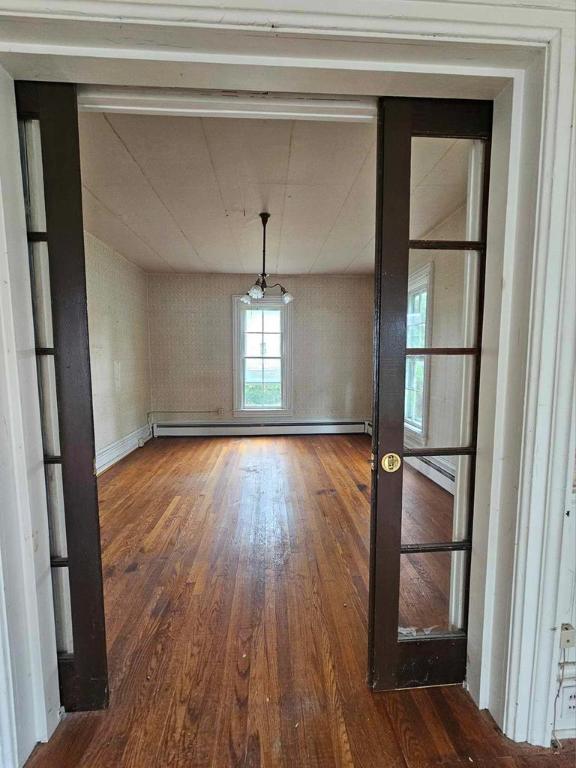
(95, 425), (152, 474)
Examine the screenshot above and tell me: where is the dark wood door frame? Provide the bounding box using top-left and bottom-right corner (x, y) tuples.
(369, 96), (492, 690)
(15, 81), (108, 710)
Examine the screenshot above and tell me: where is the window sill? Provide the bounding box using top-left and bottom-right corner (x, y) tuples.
(233, 408), (291, 418)
(404, 423), (427, 447)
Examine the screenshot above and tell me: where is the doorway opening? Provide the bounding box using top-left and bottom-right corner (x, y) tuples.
(19, 85), (543, 768)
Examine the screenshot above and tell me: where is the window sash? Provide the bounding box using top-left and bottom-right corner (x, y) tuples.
(234, 298), (291, 412)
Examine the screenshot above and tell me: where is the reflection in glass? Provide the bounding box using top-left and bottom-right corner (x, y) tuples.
(410, 137), (484, 241)
(398, 551), (468, 637)
(401, 455), (470, 546)
(408, 250), (479, 349)
(404, 355), (474, 449)
(38, 355), (61, 456)
(45, 463), (68, 558)
(18, 120), (47, 232)
(405, 355), (426, 432)
(29, 241), (54, 348)
(51, 567), (74, 654)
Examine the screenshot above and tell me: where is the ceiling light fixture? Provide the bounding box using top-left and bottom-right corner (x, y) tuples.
(241, 212), (294, 305)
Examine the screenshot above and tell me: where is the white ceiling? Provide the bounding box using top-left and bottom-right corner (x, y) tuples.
(79, 113), (470, 274)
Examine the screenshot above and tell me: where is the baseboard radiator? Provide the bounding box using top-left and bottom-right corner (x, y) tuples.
(153, 420), (370, 437)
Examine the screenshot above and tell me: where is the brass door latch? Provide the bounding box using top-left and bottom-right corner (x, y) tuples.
(370, 453), (402, 472)
(381, 453), (402, 473)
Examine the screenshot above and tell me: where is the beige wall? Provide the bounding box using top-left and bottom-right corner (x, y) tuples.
(85, 233), (150, 451)
(85, 212), (465, 442)
(147, 273), (373, 421)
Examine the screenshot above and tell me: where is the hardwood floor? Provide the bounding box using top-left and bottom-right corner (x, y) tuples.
(27, 435), (573, 767)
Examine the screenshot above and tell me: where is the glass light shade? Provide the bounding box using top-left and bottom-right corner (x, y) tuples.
(240, 294), (252, 304)
(248, 283), (264, 299)
(282, 291), (294, 304)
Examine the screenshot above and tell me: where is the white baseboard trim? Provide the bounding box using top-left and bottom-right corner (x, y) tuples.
(153, 419), (370, 438)
(95, 424), (152, 474)
(405, 455), (455, 494)
(555, 727), (576, 741)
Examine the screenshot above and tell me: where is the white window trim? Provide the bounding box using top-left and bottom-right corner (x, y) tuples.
(232, 295), (293, 415)
(404, 262), (433, 446)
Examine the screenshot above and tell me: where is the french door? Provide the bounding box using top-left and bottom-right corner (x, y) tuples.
(368, 97), (492, 689)
(16, 82), (108, 709)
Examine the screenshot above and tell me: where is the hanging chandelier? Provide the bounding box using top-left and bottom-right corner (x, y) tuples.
(240, 212), (294, 305)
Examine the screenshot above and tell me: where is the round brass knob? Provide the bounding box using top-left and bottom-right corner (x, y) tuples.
(381, 453), (402, 472)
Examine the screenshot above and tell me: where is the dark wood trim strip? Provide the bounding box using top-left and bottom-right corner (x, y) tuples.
(397, 631), (467, 644)
(406, 347), (478, 356)
(43, 455), (63, 464)
(50, 556), (69, 568)
(409, 239), (484, 251)
(369, 97), (412, 690)
(396, 636), (467, 686)
(402, 97), (492, 139)
(404, 446), (475, 457)
(27, 231), (48, 242)
(400, 541), (472, 554)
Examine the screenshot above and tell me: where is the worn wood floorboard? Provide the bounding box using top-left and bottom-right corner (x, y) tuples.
(26, 436), (574, 767)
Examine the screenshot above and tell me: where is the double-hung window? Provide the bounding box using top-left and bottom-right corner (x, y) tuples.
(405, 264), (432, 440)
(233, 296), (292, 412)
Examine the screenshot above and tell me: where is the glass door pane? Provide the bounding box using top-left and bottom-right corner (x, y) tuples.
(410, 137), (485, 242)
(399, 551), (468, 636)
(408, 248), (480, 349)
(18, 120), (47, 232)
(401, 455), (471, 545)
(403, 355), (475, 449)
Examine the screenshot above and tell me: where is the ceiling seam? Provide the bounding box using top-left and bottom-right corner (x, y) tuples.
(413, 140), (457, 191)
(82, 184), (176, 272)
(307, 135), (376, 274)
(421, 199), (468, 240)
(199, 116), (246, 272)
(344, 235), (375, 274)
(275, 121), (295, 275)
(102, 114), (211, 271)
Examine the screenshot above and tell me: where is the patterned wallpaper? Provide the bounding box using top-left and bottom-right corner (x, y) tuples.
(147, 273), (374, 422)
(85, 217), (466, 440)
(85, 233), (151, 450)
